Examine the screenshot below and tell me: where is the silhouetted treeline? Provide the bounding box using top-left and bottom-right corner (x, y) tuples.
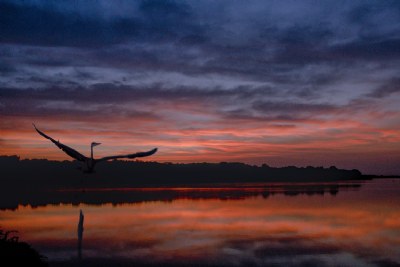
(0, 155), (368, 210)
(1, 155), (363, 190)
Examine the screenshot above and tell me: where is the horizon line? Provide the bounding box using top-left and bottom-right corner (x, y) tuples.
(3, 154), (396, 177)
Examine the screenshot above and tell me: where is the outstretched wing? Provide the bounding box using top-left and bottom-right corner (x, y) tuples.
(33, 123), (88, 162)
(96, 148), (157, 163)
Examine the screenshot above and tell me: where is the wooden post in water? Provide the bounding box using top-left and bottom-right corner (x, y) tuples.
(77, 209), (84, 260)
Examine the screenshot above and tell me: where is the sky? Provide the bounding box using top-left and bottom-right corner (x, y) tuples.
(0, 0), (399, 174)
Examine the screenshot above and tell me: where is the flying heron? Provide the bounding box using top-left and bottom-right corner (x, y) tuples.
(33, 124), (157, 173)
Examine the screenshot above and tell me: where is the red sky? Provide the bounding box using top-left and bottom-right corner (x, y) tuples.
(1, 101), (400, 175)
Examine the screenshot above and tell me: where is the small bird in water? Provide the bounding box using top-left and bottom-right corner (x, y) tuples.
(33, 124), (157, 173)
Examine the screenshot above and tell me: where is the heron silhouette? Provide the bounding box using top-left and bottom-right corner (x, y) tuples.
(33, 124), (157, 173)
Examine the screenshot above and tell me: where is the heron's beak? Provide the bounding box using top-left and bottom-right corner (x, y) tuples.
(91, 142), (101, 147)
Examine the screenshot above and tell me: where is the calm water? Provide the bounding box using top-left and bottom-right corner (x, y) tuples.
(1, 179), (399, 266)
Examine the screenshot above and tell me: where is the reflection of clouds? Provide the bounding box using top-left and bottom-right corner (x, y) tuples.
(0, 180), (399, 265)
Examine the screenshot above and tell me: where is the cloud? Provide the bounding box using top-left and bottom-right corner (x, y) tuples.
(0, 83), (361, 130)
(0, 62), (16, 74)
(331, 38), (400, 61)
(366, 78), (400, 98)
(1, 0), (399, 92)
(1, 0), (400, 174)
(253, 100), (337, 114)
(0, 0), (197, 48)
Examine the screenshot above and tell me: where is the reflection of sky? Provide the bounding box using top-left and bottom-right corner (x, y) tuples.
(1, 179), (399, 266)
(1, 1), (400, 174)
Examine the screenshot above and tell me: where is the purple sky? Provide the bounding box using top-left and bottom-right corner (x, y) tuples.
(1, 0), (400, 174)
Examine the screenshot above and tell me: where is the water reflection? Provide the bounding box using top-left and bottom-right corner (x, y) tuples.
(77, 210), (84, 260)
(0, 179), (399, 266)
(1, 181), (363, 210)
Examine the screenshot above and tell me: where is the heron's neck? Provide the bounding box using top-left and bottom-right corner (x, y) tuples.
(91, 146), (94, 159)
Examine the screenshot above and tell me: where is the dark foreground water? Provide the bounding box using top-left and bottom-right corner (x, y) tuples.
(1, 178), (399, 267)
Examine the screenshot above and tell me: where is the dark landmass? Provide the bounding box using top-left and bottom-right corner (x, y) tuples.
(0, 229), (48, 267)
(363, 174), (400, 179)
(0, 155), (367, 210)
(1, 155), (364, 190)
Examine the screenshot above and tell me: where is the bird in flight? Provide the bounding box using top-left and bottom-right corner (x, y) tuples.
(33, 124), (157, 173)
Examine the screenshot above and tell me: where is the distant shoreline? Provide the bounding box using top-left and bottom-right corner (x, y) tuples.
(1, 155), (365, 186)
(1, 155), (399, 210)
(2, 155), (397, 178)
(362, 174), (400, 179)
